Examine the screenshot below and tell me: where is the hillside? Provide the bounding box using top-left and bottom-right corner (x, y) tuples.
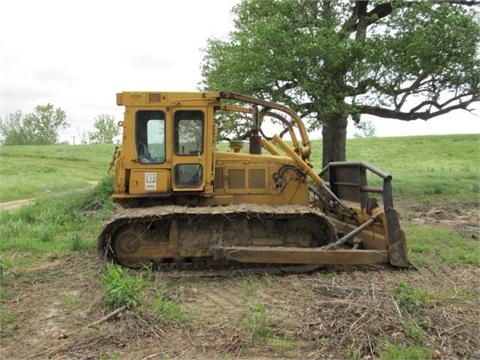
(0, 144), (116, 201)
(0, 134), (478, 203)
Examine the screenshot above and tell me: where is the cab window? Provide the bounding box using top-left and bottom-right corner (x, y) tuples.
(174, 111), (204, 155)
(174, 164), (203, 187)
(135, 110), (165, 163)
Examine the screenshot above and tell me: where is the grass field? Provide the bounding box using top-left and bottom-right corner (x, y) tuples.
(0, 144), (116, 201)
(0, 134), (479, 359)
(1, 134), (478, 203)
(313, 134), (479, 203)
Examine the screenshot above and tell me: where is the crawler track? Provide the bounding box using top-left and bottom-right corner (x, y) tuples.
(98, 204), (338, 268)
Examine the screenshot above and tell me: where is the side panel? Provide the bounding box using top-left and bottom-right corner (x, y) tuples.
(212, 152), (309, 206)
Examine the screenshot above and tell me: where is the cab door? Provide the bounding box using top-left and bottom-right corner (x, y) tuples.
(129, 109), (170, 195)
(171, 109), (206, 191)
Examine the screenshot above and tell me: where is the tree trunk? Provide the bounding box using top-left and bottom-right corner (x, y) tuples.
(321, 115), (348, 168)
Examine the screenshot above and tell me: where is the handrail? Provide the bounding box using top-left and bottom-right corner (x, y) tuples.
(219, 92), (311, 159)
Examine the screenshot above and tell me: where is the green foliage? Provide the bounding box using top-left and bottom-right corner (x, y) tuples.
(153, 290), (191, 324)
(244, 301), (271, 341)
(102, 262), (144, 309)
(202, 0), (479, 163)
(394, 283), (418, 314)
(88, 114), (120, 144)
(0, 104), (68, 145)
(393, 283), (435, 316)
(380, 344), (431, 360)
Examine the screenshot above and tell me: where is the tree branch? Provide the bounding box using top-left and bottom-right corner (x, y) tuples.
(356, 1), (368, 40)
(409, 92), (477, 113)
(431, 0), (480, 5)
(358, 96), (478, 121)
(341, 2), (396, 35)
(366, 2), (394, 26)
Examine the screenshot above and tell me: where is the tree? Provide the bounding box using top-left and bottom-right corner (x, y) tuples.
(88, 115), (120, 144)
(0, 104), (68, 145)
(353, 120), (376, 138)
(201, 0), (479, 167)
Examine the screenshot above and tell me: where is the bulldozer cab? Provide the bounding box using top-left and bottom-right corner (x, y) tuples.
(116, 92), (215, 197)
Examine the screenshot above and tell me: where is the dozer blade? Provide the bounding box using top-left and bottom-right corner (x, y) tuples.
(217, 246), (388, 265)
(271, 135), (410, 268)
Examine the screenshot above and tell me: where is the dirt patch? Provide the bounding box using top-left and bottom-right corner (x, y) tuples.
(400, 201), (480, 238)
(0, 181), (98, 212)
(0, 198), (35, 211)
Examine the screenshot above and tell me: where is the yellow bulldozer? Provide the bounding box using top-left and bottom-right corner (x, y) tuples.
(98, 92), (409, 268)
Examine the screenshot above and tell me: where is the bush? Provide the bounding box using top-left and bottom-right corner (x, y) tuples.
(394, 282), (418, 314)
(102, 263), (144, 309)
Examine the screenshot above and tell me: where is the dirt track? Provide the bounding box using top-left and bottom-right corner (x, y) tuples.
(0, 182), (98, 212)
(0, 198), (35, 211)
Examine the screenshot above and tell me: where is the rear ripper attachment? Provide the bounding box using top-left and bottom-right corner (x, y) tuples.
(99, 91), (410, 269)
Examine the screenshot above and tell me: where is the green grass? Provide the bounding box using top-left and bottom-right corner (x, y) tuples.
(310, 134), (480, 203)
(406, 225), (480, 266)
(380, 344), (432, 360)
(242, 279), (261, 297)
(0, 144), (115, 201)
(0, 177), (116, 268)
(153, 290), (192, 324)
(244, 301), (272, 341)
(1, 134), (478, 203)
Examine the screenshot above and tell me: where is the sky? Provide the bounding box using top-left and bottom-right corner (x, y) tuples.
(1, 0), (478, 143)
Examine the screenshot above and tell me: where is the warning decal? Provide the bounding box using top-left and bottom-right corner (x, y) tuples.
(145, 172), (157, 190)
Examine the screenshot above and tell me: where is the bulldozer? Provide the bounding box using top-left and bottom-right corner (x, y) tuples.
(98, 92), (409, 268)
